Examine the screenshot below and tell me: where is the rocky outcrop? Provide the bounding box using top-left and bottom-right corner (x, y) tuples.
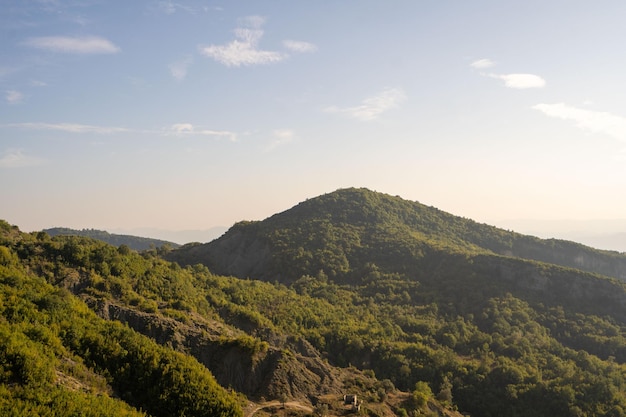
(471, 255), (626, 321)
(84, 297), (343, 401)
(167, 225), (273, 280)
(504, 238), (626, 281)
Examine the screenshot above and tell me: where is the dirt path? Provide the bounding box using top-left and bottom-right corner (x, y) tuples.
(244, 400), (314, 417)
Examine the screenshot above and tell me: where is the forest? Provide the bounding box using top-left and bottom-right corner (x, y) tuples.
(1, 188), (626, 416)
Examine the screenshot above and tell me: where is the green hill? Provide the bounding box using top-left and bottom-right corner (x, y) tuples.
(3, 187), (626, 417)
(1, 220), (420, 417)
(43, 227), (180, 251)
(167, 188), (626, 416)
(0, 222), (241, 417)
(168, 187), (626, 283)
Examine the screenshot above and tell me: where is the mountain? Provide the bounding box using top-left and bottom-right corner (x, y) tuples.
(44, 227), (180, 251)
(166, 188), (626, 416)
(168, 187), (626, 283)
(2, 220), (446, 417)
(4, 188), (626, 417)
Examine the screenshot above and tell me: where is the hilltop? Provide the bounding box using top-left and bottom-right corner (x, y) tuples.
(168, 187), (626, 283)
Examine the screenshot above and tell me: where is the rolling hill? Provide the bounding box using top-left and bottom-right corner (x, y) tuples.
(43, 227), (180, 251)
(3, 188), (626, 417)
(166, 188), (626, 416)
(168, 187), (626, 284)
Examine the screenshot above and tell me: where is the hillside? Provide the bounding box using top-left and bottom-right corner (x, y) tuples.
(1, 220), (461, 417)
(167, 188), (626, 417)
(0, 223), (240, 417)
(3, 187), (626, 416)
(43, 227), (180, 251)
(168, 187), (626, 282)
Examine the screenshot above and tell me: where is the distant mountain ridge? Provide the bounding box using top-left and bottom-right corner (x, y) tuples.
(110, 226), (229, 245)
(44, 227), (180, 251)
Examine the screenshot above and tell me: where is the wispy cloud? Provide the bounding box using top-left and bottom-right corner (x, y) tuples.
(470, 58), (495, 69)
(3, 122), (238, 141)
(199, 16), (284, 67)
(169, 55), (193, 80)
(23, 36), (120, 54)
(0, 149), (44, 168)
(533, 103), (626, 141)
(6, 90), (24, 104)
(488, 73), (546, 89)
(165, 123), (237, 141)
(265, 129), (295, 151)
(157, 1), (194, 14)
(6, 122), (130, 134)
(283, 40), (317, 53)
(155, 1), (217, 14)
(325, 88), (406, 121)
(199, 16), (316, 67)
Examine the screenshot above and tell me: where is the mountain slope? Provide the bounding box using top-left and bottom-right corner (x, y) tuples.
(0, 223), (241, 417)
(2, 220), (466, 417)
(165, 187), (626, 323)
(5, 186), (626, 417)
(44, 227), (180, 251)
(168, 187), (626, 283)
(164, 188), (626, 416)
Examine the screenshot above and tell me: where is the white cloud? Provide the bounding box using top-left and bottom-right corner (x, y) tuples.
(166, 123), (237, 141)
(156, 1), (209, 15)
(532, 103), (626, 141)
(0, 149), (44, 168)
(158, 1), (187, 14)
(6, 122), (130, 134)
(6, 90), (23, 104)
(199, 16), (285, 67)
(283, 40), (317, 53)
(490, 73), (546, 89)
(470, 58), (495, 69)
(169, 55), (193, 80)
(325, 88), (407, 121)
(265, 129), (295, 151)
(23, 36), (120, 54)
(170, 123), (194, 133)
(3, 121), (237, 141)
(199, 16), (316, 67)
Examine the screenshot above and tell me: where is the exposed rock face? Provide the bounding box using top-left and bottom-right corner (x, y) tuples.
(168, 226), (273, 280)
(471, 255), (626, 322)
(503, 239), (626, 281)
(85, 297), (343, 401)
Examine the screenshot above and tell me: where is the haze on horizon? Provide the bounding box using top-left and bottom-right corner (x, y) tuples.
(2, 1), (626, 251)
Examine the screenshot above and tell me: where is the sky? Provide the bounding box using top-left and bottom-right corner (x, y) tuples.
(2, 1), (626, 249)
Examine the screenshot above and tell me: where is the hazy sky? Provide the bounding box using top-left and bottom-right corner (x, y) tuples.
(2, 1), (626, 243)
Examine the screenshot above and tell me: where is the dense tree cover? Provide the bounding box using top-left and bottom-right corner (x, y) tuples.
(43, 227), (179, 251)
(166, 189), (626, 416)
(0, 221), (242, 417)
(171, 188), (626, 282)
(3, 189), (626, 417)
